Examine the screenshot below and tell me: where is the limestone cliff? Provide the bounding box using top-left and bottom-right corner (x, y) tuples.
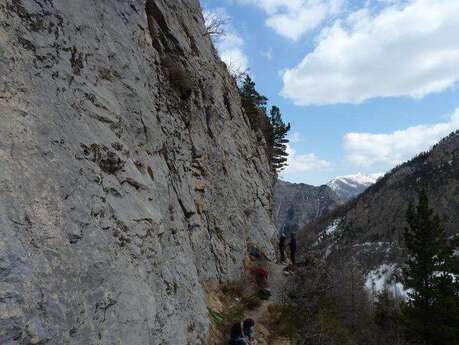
(0, 1), (277, 344)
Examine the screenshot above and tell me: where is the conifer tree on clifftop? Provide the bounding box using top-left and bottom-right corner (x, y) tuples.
(269, 106), (290, 172)
(401, 191), (459, 345)
(240, 75), (268, 119)
(239, 76), (290, 174)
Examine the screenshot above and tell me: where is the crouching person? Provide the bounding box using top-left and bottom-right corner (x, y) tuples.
(229, 319), (257, 345)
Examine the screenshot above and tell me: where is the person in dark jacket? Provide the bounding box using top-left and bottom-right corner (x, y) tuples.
(289, 232), (297, 272)
(279, 232), (287, 264)
(229, 318), (256, 345)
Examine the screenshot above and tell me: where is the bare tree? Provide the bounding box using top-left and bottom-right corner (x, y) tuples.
(226, 61), (249, 84)
(203, 10), (229, 39)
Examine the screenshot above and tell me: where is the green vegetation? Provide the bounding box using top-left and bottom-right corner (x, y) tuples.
(278, 254), (410, 345)
(401, 191), (459, 345)
(270, 106), (290, 171)
(295, 191), (459, 345)
(239, 76), (290, 174)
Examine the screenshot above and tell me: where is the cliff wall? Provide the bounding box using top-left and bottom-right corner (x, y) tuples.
(0, 1), (276, 344)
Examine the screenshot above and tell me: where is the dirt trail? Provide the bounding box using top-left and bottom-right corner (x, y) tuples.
(245, 262), (287, 317)
(205, 258), (296, 345)
(243, 261), (295, 345)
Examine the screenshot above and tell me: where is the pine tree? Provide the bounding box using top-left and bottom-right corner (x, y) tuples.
(401, 191), (459, 345)
(239, 76), (291, 173)
(240, 75), (268, 118)
(239, 76), (270, 138)
(269, 106), (290, 172)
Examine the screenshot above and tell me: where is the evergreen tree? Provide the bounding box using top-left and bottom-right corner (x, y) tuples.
(239, 76), (291, 173)
(373, 290), (403, 344)
(240, 75), (268, 117)
(401, 191), (459, 345)
(269, 106), (290, 172)
(239, 76), (270, 139)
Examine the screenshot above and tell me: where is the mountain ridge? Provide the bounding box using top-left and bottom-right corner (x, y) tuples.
(302, 130), (459, 283)
(327, 173), (381, 201)
(273, 180), (342, 234)
(273, 173), (379, 234)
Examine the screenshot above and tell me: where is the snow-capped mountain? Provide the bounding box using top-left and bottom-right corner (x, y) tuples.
(304, 130), (459, 297)
(273, 174), (383, 234)
(327, 173), (382, 201)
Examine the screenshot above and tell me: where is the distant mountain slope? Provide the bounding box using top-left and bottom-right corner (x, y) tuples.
(273, 180), (342, 234)
(303, 130), (459, 276)
(327, 173), (379, 201)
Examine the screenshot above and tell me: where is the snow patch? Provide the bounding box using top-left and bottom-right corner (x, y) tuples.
(365, 264), (410, 300)
(314, 218), (342, 246)
(325, 220), (340, 236)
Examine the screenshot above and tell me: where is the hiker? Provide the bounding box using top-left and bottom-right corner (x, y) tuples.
(279, 232), (286, 264)
(229, 318), (257, 345)
(289, 232), (297, 272)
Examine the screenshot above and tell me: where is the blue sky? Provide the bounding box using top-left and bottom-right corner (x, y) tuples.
(201, 0), (459, 185)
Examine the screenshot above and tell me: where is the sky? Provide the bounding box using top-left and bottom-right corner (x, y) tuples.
(200, 0), (459, 186)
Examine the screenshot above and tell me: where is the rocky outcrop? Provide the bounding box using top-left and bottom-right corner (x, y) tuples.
(273, 180), (341, 234)
(0, 1), (276, 344)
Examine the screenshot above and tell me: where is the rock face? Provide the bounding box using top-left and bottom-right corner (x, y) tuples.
(273, 180), (341, 234)
(0, 1), (277, 344)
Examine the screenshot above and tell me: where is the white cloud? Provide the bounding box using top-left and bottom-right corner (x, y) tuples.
(237, 0), (345, 41)
(344, 108), (459, 167)
(284, 144), (331, 173)
(204, 8), (249, 74)
(288, 132), (302, 144)
(281, 0), (459, 105)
